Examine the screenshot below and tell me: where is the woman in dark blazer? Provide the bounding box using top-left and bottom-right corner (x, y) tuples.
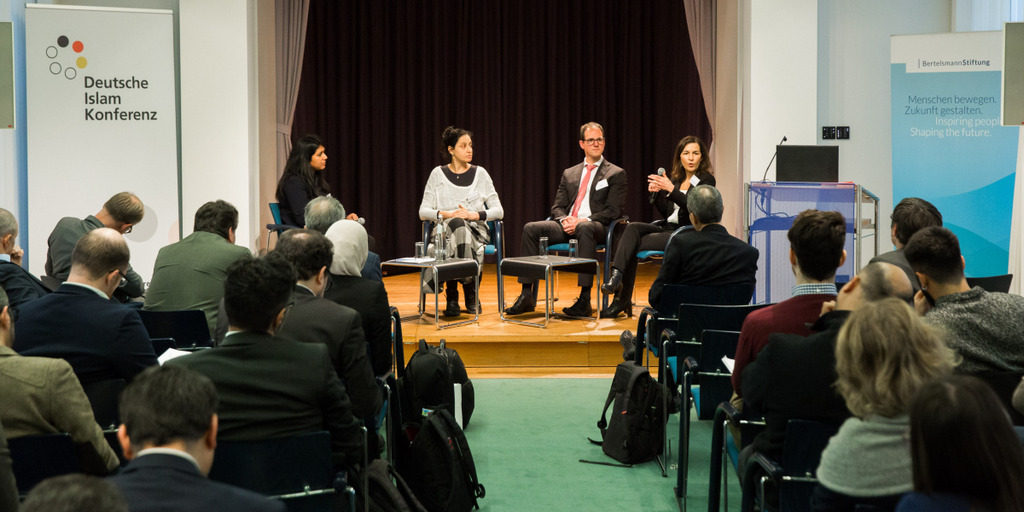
(323, 220), (392, 376)
(275, 134), (330, 227)
(600, 135), (716, 317)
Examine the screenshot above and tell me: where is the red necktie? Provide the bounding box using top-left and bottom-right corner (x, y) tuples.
(570, 164), (596, 217)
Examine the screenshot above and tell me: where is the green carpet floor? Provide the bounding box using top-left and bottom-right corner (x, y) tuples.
(461, 378), (742, 512)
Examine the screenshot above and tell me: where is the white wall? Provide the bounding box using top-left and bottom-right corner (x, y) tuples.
(816, 1), (951, 256)
(745, 0), (819, 182)
(178, 0), (259, 248)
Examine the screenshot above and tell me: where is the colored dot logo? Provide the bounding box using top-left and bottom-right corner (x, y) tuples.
(46, 35), (87, 80)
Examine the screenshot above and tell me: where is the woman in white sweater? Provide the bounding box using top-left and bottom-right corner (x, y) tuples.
(418, 126), (503, 317)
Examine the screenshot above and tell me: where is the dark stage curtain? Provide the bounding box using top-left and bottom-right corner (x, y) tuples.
(292, 0), (711, 261)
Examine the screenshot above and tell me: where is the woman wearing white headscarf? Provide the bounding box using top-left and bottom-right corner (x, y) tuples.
(324, 220), (392, 375)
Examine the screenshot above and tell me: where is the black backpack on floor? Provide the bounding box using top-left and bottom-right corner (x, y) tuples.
(591, 360), (666, 464)
(364, 458), (428, 512)
(398, 408), (485, 512)
(399, 339), (475, 429)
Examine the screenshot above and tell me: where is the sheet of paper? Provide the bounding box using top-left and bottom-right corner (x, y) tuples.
(721, 355), (735, 374)
(158, 348), (192, 365)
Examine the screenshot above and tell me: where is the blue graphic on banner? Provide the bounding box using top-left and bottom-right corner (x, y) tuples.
(891, 64), (1020, 276)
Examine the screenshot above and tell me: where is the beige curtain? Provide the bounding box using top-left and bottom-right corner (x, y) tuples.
(684, 0), (716, 155)
(276, 0), (311, 173)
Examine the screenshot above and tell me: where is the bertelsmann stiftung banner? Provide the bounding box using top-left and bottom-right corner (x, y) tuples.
(891, 31), (1020, 276)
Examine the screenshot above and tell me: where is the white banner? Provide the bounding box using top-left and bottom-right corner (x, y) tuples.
(25, 5), (177, 282)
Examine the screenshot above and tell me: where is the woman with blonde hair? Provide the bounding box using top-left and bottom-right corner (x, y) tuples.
(810, 297), (956, 511)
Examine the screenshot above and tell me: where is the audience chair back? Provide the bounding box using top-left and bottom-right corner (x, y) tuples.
(208, 430), (341, 511)
(965, 273), (1013, 293)
(975, 371), (1024, 425)
(742, 419), (839, 512)
(80, 378), (127, 430)
(266, 203), (301, 250)
(9, 433), (81, 497)
(137, 309), (214, 350)
(709, 402), (767, 512)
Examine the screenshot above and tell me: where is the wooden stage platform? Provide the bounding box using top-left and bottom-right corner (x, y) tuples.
(385, 262), (661, 379)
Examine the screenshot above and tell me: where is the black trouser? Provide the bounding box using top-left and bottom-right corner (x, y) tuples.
(519, 220), (606, 288)
(609, 222), (677, 303)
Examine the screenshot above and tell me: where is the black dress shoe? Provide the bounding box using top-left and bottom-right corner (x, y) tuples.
(504, 293), (537, 315)
(599, 297), (633, 319)
(601, 268), (624, 295)
(561, 296), (593, 318)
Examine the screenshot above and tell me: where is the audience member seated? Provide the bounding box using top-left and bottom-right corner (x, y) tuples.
(304, 196), (382, 282)
(648, 184), (759, 307)
(731, 209), (845, 409)
(742, 262), (913, 472)
(14, 229), (158, 385)
(143, 200), (251, 338)
(0, 421), (13, 512)
(20, 474), (128, 512)
(904, 226), (1024, 374)
(323, 219), (393, 376)
(165, 253), (364, 471)
(110, 365), (286, 512)
(0, 208), (50, 319)
(895, 375), (1024, 512)
(811, 298), (955, 511)
(45, 192), (146, 301)
(0, 284), (119, 475)
(273, 229), (382, 420)
(869, 197), (942, 293)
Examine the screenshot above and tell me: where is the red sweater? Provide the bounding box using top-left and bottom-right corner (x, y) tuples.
(732, 293), (835, 396)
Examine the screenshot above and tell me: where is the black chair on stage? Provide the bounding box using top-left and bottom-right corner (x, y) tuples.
(137, 309), (214, 350)
(9, 433), (81, 497)
(546, 215), (628, 308)
(208, 430), (360, 512)
(966, 273), (1013, 293)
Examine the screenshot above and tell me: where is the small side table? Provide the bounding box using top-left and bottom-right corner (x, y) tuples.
(382, 258), (480, 329)
(499, 255), (600, 327)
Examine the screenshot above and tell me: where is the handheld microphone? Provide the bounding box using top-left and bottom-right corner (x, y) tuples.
(357, 217), (366, 225)
(649, 167), (666, 204)
(760, 136), (787, 182)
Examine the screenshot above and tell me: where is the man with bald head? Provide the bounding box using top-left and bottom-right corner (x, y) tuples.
(14, 228), (157, 384)
(741, 261), (913, 465)
(45, 192), (146, 301)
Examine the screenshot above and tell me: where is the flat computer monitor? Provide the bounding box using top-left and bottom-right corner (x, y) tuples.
(776, 145), (839, 182)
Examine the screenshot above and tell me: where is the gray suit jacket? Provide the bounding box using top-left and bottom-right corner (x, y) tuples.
(143, 231), (251, 337)
(0, 345), (119, 474)
(550, 159), (627, 225)
(45, 215), (145, 298)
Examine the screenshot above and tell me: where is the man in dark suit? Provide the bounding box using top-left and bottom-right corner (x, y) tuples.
(0, 284), (120, 475)
(505, 122), (628, 317)
(304, 196), (383, 282)
(741, 261), (912, 468)
(273, 229), (382, 420)
(14, 228), (158, 385)
(166, 253), (364, 470)
(869, 197), (942, 293)
(109, 365), (285, 512)
(648, 185), (759, 307)
(45, 192), (146, 301)
(143, 200), (251, 338)
(0, 208), (50, 319)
